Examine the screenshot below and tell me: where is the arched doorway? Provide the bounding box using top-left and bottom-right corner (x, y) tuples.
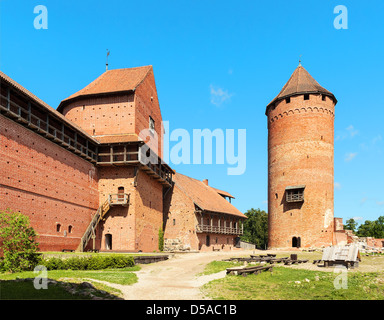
(105, 234), (112, 250)
(206, 235), (210, 247)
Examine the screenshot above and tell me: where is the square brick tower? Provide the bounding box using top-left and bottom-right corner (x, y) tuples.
(58, 66), (172, 252)
(266, 64), (337, 249)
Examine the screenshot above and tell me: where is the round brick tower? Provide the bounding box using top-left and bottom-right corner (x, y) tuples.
(266, 64), (337, 249)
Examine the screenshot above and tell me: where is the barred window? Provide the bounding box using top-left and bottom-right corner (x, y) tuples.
(285, 185), (305, 203)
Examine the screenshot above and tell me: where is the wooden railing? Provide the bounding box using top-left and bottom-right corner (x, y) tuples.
(0, 91), (98, 162)
(97, 144), (173, 186)
(196, 224), (243, 236)
(77, 198), (110, 252)
(108, 193), (129, 206)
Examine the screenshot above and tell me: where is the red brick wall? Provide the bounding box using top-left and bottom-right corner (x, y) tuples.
(163, 185), (199, 250)
(135, 167), (163, 252)
(61, 94), (135, 137)
(96, 166), (163, 252)
(0, 115), (99, 251)
(197, 233), (237, 251)
(267, 94), (336, 248)
(134, 68), (164, 158)
(163, 185), (240, 251)
(61, 69), (164, 159)
(96, 166), (137, 251)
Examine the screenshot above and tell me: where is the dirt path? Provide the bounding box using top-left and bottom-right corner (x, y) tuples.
(93, 250), (254, 300)
(89, 250), (384, 300)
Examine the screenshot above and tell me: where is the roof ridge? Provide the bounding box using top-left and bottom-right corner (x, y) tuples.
(57, 65), (154, 112)
(173, 172), (245, 217)
(132, 65), (153, 90)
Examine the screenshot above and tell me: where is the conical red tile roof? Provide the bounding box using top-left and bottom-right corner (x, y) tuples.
(266, 65), (337, 114)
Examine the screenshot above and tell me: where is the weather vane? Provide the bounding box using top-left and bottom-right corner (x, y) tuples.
(106, 49), (110, 71)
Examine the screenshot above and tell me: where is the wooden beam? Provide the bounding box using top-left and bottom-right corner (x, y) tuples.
(6, 87), (10, 110)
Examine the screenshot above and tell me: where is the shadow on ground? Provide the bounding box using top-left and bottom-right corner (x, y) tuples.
(0, 278), (123, 300)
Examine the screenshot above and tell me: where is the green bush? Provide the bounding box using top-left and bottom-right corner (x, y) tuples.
(158, 228), (164, 251)
(0, 209), (41, 272)
(43, 257), (65, 270)
(42, 255), (135, 271)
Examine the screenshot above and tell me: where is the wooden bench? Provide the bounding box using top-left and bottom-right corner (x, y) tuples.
(226, 265), (273, 276)
(269, 257), (289, 264)
(225, 257), (261, 262)
(284, 259), (309, 265)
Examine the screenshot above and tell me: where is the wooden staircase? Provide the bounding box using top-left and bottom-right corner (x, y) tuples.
(77, 199), (110, 252)
(77, 193), (129, 252)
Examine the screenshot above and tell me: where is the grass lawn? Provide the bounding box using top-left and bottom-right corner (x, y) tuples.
(201, 262), (384, 300)
(0, 265), (140, 299)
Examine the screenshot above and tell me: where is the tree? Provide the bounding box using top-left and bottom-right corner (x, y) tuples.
(356, 216), (384, 238)
(344, 218), (358, 233)
(356, 220), (375, 237)
(0, 209), (40, 272)
(373, 216), (384, 238)
(241, 208), (268, 249)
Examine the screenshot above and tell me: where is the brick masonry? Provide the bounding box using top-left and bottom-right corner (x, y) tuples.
(267, 93), (336, 248)
(62, 93), (135, 137)
(163, 184), (241, 252)
(0, 114), (99, 251)
(61, 68), (163, 158)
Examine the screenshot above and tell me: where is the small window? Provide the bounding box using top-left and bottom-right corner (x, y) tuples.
(285, 185), (305, 203)
(173, 219), (176, 226)
(304, 94), (310, 100)
(56, 224), (61, 232)
(68, 225), (73, 233)
(322, 94), (326, 101)
(149, 116), (155, 134)
(285, 97), (291, 104)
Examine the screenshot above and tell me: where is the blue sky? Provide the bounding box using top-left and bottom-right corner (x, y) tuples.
(1, 0), (383, 225)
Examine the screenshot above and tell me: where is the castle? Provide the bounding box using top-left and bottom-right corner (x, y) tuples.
(0, 66), (246, 253)
(0, 63), (363, 253)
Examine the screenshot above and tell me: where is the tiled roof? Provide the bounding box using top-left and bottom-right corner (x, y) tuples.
(57, 65), (152, 111)
(266, 65), (337, 113)
(173, 172), (246, 218)
(94, 134), (139, 144)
